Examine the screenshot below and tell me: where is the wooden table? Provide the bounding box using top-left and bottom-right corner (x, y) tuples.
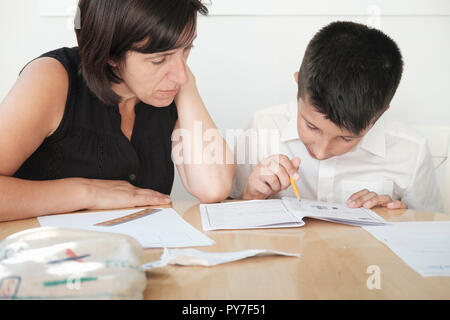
(1, 202), (449, 300)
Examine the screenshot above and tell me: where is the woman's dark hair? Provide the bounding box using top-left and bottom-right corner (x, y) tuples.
(75, 0), (208, 106)
(298, 21), (404, 135)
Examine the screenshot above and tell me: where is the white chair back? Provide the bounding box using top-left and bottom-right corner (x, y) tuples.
(412, 125), (450, 213)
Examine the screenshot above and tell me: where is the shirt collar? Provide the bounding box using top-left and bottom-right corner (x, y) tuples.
(359, 115), (386, 158)
(280, 102), (300, 142)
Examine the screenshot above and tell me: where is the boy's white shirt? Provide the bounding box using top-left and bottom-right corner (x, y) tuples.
(231, 101), (444, 213)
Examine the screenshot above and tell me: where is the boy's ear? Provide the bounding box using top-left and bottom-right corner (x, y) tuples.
(294, 72), (299, 84)
(108, 59), (118, 67)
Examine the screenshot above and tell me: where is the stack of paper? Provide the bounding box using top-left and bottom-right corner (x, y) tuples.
(364, 221), (450, 277)
(38, 208), (214, 248)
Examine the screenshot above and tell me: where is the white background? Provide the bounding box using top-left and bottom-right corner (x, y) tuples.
(0, 0), (449, 200)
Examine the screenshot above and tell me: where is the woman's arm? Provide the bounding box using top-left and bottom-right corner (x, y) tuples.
(0, 176), (171, 222)
(173, 67), (235, 203)
(0, 58), (170, 222)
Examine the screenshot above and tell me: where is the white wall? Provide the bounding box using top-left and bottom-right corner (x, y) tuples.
(1, 1), (449, 201)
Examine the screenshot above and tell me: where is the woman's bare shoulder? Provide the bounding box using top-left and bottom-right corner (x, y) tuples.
(14, 57), (69, 136)
(0, 57), (70, 175)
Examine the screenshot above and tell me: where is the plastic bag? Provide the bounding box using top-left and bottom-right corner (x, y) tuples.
(0, 227), (146, 300)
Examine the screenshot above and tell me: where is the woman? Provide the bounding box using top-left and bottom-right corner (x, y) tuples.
(0, 0), (235, 221)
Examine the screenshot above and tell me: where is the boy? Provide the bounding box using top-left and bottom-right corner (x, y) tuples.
(231, 21), (444, 213)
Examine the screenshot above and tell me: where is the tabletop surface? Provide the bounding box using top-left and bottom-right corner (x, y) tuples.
(1, 201), (449, 300)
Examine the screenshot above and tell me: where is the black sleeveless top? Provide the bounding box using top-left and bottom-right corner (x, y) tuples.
(13, 47), (178, 195)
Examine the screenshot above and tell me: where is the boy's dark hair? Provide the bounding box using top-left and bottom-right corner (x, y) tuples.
(298, 21), (403, 135)
(75, 0), (208, 106)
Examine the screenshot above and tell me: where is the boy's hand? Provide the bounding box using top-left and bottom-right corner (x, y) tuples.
(242, 155), (301, 200)
(346, 189), (408, 209)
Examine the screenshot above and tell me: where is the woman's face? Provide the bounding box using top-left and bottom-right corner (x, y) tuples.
(114, 41), (194, 107)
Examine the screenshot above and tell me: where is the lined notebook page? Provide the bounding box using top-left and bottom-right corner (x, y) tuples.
(200, 200), (303, 230)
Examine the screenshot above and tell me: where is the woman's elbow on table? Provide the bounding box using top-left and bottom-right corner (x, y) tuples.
(196, 186), (232, 204)
(194, 174), (234, 204)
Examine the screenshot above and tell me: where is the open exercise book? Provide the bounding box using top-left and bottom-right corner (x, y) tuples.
(200, 197), (387, 231)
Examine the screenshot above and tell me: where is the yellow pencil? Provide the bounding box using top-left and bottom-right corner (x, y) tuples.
(289, 176), (301, 201)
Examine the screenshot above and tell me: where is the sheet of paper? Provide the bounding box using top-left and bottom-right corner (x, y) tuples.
(282, 197), (387, 226)
(38, 208), (214, 249)
(200, 200), (304, 231)
(142, 248), (300, 270)
(363, 221), (450, 277)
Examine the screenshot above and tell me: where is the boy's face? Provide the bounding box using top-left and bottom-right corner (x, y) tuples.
(297, 97), (369, 160)
(295, 72), (371, 160)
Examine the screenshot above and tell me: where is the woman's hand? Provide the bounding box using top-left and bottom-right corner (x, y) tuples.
(174, 65), (198, 105)
(171, 65), (235, 203)
(85, 179), (171, 210)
